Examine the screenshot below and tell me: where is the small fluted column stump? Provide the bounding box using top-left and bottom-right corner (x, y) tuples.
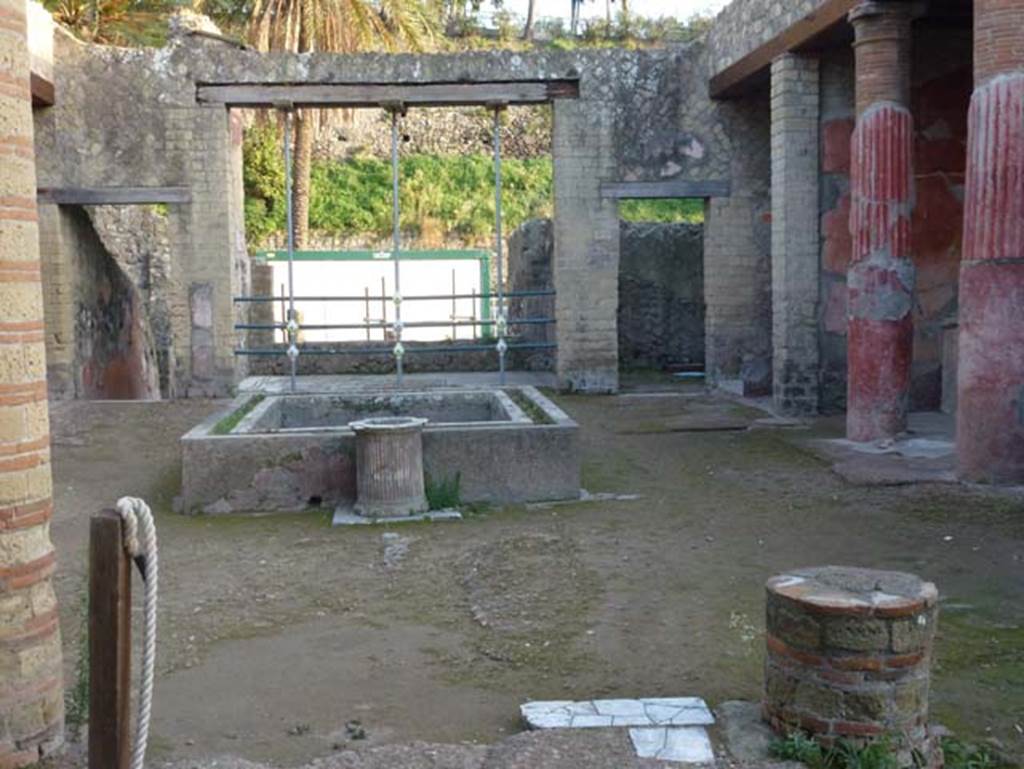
(350, 417), (428, 517)
(764, 567), (939, 768)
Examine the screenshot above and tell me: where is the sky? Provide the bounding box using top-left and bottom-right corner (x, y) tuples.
(495, 0), (730, 23)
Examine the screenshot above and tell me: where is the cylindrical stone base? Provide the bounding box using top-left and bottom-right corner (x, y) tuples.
(350, 417), (428, 517)
(764, 567), (939, 768)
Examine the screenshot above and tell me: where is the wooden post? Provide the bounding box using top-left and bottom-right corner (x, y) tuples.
(89, 510), (132, 769)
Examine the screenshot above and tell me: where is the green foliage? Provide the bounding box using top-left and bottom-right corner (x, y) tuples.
(64, 585), (90, 739)
(940, 738), (1003, 769)
(212, 395), (265, 435)
(769, 733), (898, 769)
(244, 125), (554, 247)
(619, 198), (704, 224)
(243, 123), (288, 246)
(425, 471), (462, 510)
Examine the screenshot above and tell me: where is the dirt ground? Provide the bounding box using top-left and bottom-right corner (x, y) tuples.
(46, 384), (1024, 768)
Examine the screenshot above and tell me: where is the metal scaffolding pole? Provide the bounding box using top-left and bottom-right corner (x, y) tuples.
(390, 106), (405, 386)
(493, 106), (507, 385)
(282, 108), (299, 393)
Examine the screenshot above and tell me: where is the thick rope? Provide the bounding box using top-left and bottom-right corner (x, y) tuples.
(115, 497), (158, 769)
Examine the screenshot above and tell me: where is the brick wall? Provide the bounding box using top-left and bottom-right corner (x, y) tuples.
(771, 54), (820, 414)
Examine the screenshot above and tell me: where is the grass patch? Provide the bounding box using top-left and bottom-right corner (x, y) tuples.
(770, 732), (1015, 769)
(619, 198), (704, 224)
(770, 732), (899, 769)
(425, 471), (462, 510)
(64, 584), (90, 740)
(211, 394), (264, 435)
(504, 388), (555, 424)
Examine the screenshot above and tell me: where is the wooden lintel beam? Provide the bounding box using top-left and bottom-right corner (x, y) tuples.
(601, 179), (731, 200)
(195, 80), (580, 108)
(30, 72), (54, 107)
(37, 187), (191, 205)
(709, 0), (857, 99)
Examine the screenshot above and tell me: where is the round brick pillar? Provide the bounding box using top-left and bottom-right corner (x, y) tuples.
(351, 417), (428, 517)
(846, 2), (917, 442)
(956, 0), (1024, 483)
(764, 567), (939, 767)
(0, 0), (65, 765)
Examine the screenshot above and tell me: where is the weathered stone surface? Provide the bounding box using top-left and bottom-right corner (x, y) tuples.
(764, 567), (938, 765)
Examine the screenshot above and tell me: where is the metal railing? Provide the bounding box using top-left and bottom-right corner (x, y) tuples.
(235, 104), (554, 391)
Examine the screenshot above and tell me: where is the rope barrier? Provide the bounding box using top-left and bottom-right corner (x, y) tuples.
(114, 497), (158, 769)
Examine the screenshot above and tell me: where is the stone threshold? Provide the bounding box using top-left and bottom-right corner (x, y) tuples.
(332, 507), (462, 526)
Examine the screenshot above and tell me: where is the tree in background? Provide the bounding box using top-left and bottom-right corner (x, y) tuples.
(44, 0), (171, 44)
(520, 0), (534, 39)
(248, 0), (437, 247)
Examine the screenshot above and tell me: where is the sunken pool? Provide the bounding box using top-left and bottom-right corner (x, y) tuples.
(179, 387), (580, 514)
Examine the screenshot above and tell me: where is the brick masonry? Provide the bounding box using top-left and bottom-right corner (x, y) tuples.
(764, 567), (939, 768)
(0, 0), (64, 764)
(771, 54), (820, 415)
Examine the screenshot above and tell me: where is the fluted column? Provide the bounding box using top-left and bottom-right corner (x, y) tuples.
(956, 0), (1024, 483)
(846, 2), (916, 442)
(0, 0), (64, 763)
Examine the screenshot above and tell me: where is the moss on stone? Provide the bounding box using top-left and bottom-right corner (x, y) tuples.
(211, 394), (265, 435)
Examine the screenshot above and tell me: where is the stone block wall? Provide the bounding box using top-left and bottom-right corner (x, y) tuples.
(509, 219), (705, 372)
(817, 31), (970, 413)
(706, 0), (824, 77)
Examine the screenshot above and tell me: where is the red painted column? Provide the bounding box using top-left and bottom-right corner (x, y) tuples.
(846, 2), (916, 442)
(957, 0), (1024, 482)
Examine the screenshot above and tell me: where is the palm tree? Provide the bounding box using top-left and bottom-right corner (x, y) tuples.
(248, 0), (436, 247)
(521, 0), (534, 39)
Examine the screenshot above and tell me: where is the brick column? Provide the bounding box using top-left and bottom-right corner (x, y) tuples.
(846, 2), (916, 441)
(0, 0), (65, 764)
(771, 54), (821, 415)
(956, 0), (1024, 483)
(552, 97), (620, 393)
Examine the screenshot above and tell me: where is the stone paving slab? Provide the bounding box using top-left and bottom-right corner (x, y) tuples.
(629, 726), (714, 763)
(521, 698), (714, 729)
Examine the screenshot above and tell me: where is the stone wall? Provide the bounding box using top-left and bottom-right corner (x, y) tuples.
(817, 29), (970, 413)
(703, 89), (772, 394)
(706, 0), (824, 77)
(67, 207), (161, 399)
(34, 16), (763, 395)
(508, 219), (705, 371)
(315, 105), (550, 162)
(618, 222), (704, 370)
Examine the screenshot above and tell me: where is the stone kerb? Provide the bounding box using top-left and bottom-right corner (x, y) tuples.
(764, 566), (939, 768)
